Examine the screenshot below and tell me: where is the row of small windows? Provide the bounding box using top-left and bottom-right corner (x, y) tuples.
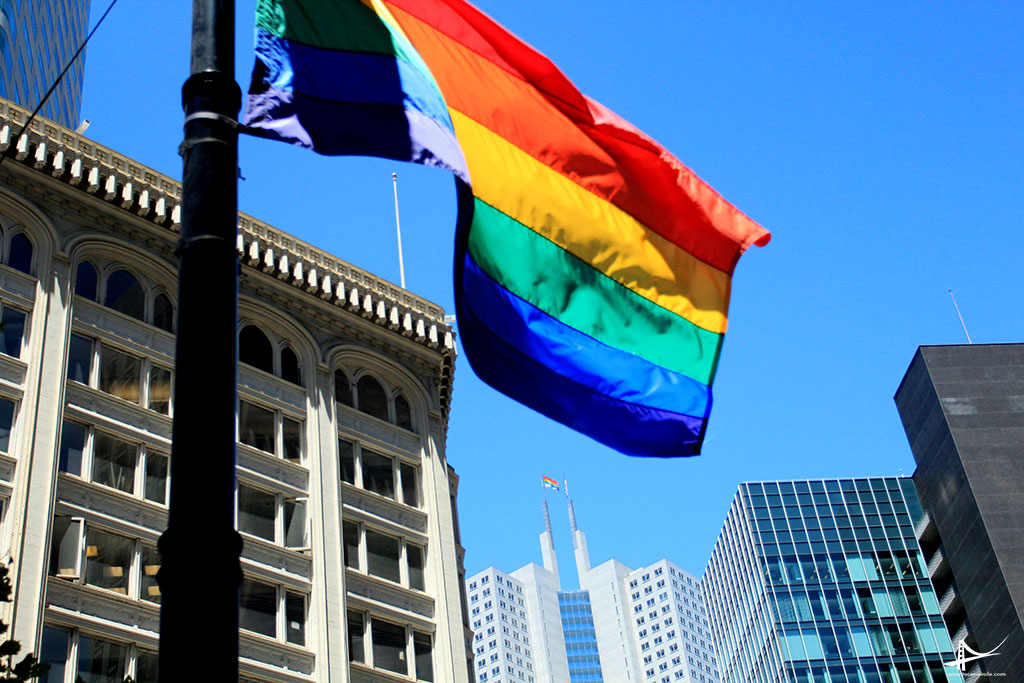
(335, 370), (413, 431)
(347, 609), (434, 681)
(75, 261), (174, 333)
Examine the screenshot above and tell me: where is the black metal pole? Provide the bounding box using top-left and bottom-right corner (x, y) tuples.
(158, 1), (241, 681)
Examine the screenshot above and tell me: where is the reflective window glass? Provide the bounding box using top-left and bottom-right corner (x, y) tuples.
(7, 233), (32, 275)
(362, 450), (394, 499)
(99, 346), (141, 403)
(339, 438), (355, 484)
(141, 544), (161, 604)
(347, 611), (365, 663)
(408, 543), (425, 591)
(84, 527), (132, 594)
(282, 416), (302, 463)
(414, 631), (434, 682)
(366, 529), (401, 583)
(0, 306), (25, 357)
(280, 347), (301, 385)
(144, 450), (168, 504)
(343, 521), (360, 569)
(357, 375), (388, 421)
(238, 484), (275, 541)
(148, 365), (171, 414)
(372, 619), (408, 675)
(58, 420), (85, 476)
(238, 400), (274, 453)
(91, 432), (136, 493)
(286, 591), (306, 646)
(76, 635), (126, 683)
(239, 325), (273, 374)
(75, 261), (98, 300)
(394, 393), (412, 430)
(152, 293), (173, 333)
(334, 370), (352, 406)
(401, 463), (419, 507)
(67, 333), (92, 384)
(104, 269), (144, 321)
(0, 396), (13, 453)
(240, 578), (277, 637)
(38, 626), (69, 683)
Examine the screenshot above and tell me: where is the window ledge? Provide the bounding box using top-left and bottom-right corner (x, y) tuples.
(55, 473), (167, 539)
(348, 661), (430, 683)
(72, 301), (175, 360)
(238, 443), (309, 493)
(239, 532), (314, 584)
(341, 483), (427, 536)
(46, 576), (161, 637)
(64, 382), (173, 443)
(239, 629), (315, 678)
(345, 568), (434, 623)
(0, 352), (28, 388)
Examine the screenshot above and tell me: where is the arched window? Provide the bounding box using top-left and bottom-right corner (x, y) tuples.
(105, 269), (145, 321)
(7, 233), (33, 275)
(153, 292), (174, 333)
(74, 261), (98, 300)
(334, 370), (352, 407)
(280, 346), (301, 386)
(239, 325), (273, 374)
(357, 375), (388, 422)
(394, 393), (413, 431)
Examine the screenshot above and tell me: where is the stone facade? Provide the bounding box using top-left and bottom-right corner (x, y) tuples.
(0, 97), (471, 682)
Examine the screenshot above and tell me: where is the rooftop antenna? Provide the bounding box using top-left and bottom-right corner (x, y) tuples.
(392, 172), (406, 288)
(948, 288), (972, 344)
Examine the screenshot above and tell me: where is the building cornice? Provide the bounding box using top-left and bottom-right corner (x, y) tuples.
(0, 98), (457, 415)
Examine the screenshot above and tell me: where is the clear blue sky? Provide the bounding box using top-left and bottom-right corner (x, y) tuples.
(77, 1), (1024, 587)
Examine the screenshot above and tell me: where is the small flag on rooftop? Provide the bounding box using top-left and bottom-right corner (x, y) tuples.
(542, 476), (559, 491)
(242, 0), (769, 458)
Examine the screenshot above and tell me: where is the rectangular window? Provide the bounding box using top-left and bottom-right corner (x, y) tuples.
(339, 438), (355, 484)
(144, 451), (168, 504)
(83, 527), (132, 595)
(76, 635), (126, 683)
(366, 529), (401, 583)
(58, 420), (86, 476)
(148, 365), (171, 414)
(414, 631), (434, 682)
(238, 484), (275, 541)
(99, 345), (142, 403)
(135, 650), (158, 683)
(49, 517), (82, 579)
(282, 416), (302, 463)
(0, 306), (25, 357)
(39, 626), (69, 683)
(239, 401), (274, 453)
(401, 463), (419, 507)
(343, 521), (360, 569)
(372, 619), (408, 675)
(407, 543), (426, 591)
(284, 498), (307, 549)
(286, 591), (306, 646)
(66, 333), (92, 384)
(347, 611), (365, 663)
(140, 544), (161, 604)
(362, 450), (394, 499)
(0, 396), (13, 453)
(240, 577), (277, 638)
(91, 432), (136, 494)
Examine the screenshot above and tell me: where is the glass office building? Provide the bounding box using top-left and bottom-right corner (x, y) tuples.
(0, 0), (91, 128)
(559, 590), (604, 683)
(704, 478), (963, 683)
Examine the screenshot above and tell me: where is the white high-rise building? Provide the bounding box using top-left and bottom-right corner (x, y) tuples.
(0, 97), (473, 683)
(467, 489), (721, 683)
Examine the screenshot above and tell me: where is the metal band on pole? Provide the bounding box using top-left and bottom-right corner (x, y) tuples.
(158, 1), (241, 680)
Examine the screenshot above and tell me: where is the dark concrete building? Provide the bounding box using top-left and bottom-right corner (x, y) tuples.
(895, 344), (1024, 680)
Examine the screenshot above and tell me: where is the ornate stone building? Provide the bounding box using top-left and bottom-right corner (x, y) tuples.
(0, 97), (472, 683)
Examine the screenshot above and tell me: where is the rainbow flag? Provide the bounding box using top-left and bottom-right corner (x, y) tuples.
(243, 0), (770, 457)
(542, 476), (559, 491)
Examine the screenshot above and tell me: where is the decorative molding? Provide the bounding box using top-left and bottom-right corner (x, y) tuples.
(345, 570), (434, 621)
(238, 444), (310, 494)
(45, 578), (160, 637)
(338, 409), (421, 455)
(341, 485), (428, 537)
(238, 632), (316, 677)
(72, 298), (175, 361)
(64, 383), (173, 445)
(0, 99), (456, 382)
(55, 475), (167, 539)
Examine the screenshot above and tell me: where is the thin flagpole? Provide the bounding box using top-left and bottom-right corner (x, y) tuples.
(393, 172), (406, 288)
(158, 1), (242, 681)
(948, 288), (972, 344)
